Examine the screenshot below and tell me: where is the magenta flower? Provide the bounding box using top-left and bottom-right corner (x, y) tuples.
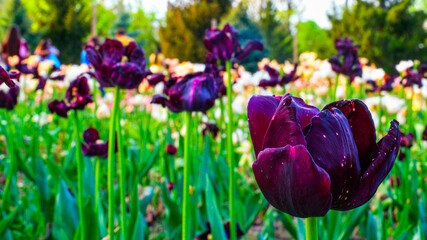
(151, 70), (219, 113)
(248, 93), (400, 217)
(166, 143), (177, 155)
(0, 66), (19, 88)
(259, 64), (299, 88)
(329, 37), (362, 82)
(204, 24), (264, 61)
(85, 39), (149, 89)
(401, 64), (426, 88)
(81, 127), (109, 159)
(0, 85), (19, 110)
(48, 74), (93, 118)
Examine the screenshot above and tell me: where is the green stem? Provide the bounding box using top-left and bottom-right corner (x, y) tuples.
(2, 110), (16, 211)
(94, 158), (101, 232)
(73, 110), (85, 240)
(219, 97), (225, 155)
(306, 217), (318, 240)
(116, 99), (127, 240)
(182, 111), (192, 240)
(378, 78), (383, 135)
(108, 86), (121, 240)
(333, 73), (340, 102)
(226, 60), (236, 240)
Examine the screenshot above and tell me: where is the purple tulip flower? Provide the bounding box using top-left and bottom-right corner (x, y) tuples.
(48, 74), (93, 118)
(248, 93), (400, 217)
(329, 37), (362, 82)
(0, 85), (19, 110)
(401, 64), (426, 88)
(399, 130), (414, 148)
(166, 143), (177, 155)
(259, 64), (299, 88)
(151, 69), (219, 113)
(201, 122), (220, 138)
(0, 66), (19, 88)
(81, 127), (109, 158)
(204, 24), (264, 62)
(85, 39), (149, 89)
(423, 125), (427, 141)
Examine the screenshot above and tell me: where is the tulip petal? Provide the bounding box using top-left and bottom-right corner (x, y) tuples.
(83, 128), (101, 144)
(324, 99), (378, 172)
(262, 95), (307, 150)
(305, 108), (361, 207)
(236, 40), (264, 60)
(0, 66), (15, 88)
(248, 95), (280, 157)
(253, 145), (332, 217)
(335, 120), (400, 210)
(287, 94), (320, 129)
(99, 39), (124, 67)
(85, 45), (102, 69)
(151, 94), (182, 113)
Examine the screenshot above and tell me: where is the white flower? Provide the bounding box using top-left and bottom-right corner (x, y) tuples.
(395, 60), (414, 73)
(154, 82), (165, 95)
(421, 79), (427, 98)
(371, 68), (385, 80)
(96, 104), (111, 119)
(382, 95), (405, 114)
(319, 61), (335, 79)
(251, 71), (269, 86)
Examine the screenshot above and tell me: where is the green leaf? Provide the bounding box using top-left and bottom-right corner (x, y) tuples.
(52, 181), (79, 240)
(277, 212), (297, 239)
(82, 197), (99, 240)
(205, 175), (227, 240)
(366, 211), (378, 240)
(0, 207), (21, 237)
(131, 212), (148, 240)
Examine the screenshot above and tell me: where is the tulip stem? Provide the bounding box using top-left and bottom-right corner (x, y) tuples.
(306, 217), (318, 240)
(2, 110), (16, 212)
(182, 111), (192, 240)
(94, 158), (101, 233)
(108, 86), (121, 240)
(73, 110), (86, 240)
(116, 97), (127, 240)
(226, 60), (237, 240)
(333, 73), (339, 101)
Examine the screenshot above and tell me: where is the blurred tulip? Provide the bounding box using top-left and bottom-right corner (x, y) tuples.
(248, 94), (400, 217)
(81, 127), (109, 158)
(0, 65), (18, 88)
(166, 143), (177, 155)
(204, 23), (263, 62)
(329, 37), (362, 82)
(86, 39), (149, 89)
(151, 69), (219, 113)
(0, 85), (19, 110)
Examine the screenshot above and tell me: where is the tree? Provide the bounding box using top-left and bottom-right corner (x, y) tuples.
(159, 0), (232, 62)
(22, 0), (92, 64)
(329, 0), (427, 73)
(258, 0), (293, 63)
(297, 21), (335, 59)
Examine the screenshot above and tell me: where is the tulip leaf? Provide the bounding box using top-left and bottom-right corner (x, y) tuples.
(0, 207), (21, 237)
(139, 143), (160, 177)
(159, 182), (181, 239)
(366, 211), (378, 240)
(205, 175), (227, 240)
(52, 181), (79, 240)
(131, 212), (148, 240)
(296, 217), (306, 240)
(337, 204), (368, 240)
(34, 156), (49, 204)
(82, 197), (98, 240)
(418, 201), (427, 239)
(277, 212), (297, 239)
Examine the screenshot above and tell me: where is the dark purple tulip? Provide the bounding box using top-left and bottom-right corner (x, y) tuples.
(151, 70), (218, 113)
(204, 24), (264, 62)
(0, 85), (19, 110)
(380, 75), (396, 92)
(401, 65), (425, 88)
(248, 93), (400, 217)
(201, 122), (220, 138)
(147, 73), (166, 86)
(167, 181), (174, 191)
(0, 66), (18, 88)
(35, 72), (65, 91)
(259, 64), (299, 88)
(196, 221), (243, 240)
(48, 100), (70, 118)
(65, 75), (93, 110)
(166, 143), (177, 155)
(398, 151), (406, 161)
(81, 127), (109, 158)
(329, 37), (362, 82)
(399, 130), (414, 148)
(85, 39), (149, 89)
(423, 125), (427, 141)
(365, 80), (378, 93)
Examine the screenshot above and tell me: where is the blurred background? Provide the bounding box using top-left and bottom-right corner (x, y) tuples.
(0, 0), (426, 72)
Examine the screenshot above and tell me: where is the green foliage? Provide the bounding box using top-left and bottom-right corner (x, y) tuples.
(259, 0), (293, 63)
(95, 4), (117, 38)
(0, 0), (41, 51)
(22, 0), (92, 64)
(297, 21), (335, 59)
(159, 0), (231, 62)
(329, 0), (427, 72)
(222, 1), (266, 72)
